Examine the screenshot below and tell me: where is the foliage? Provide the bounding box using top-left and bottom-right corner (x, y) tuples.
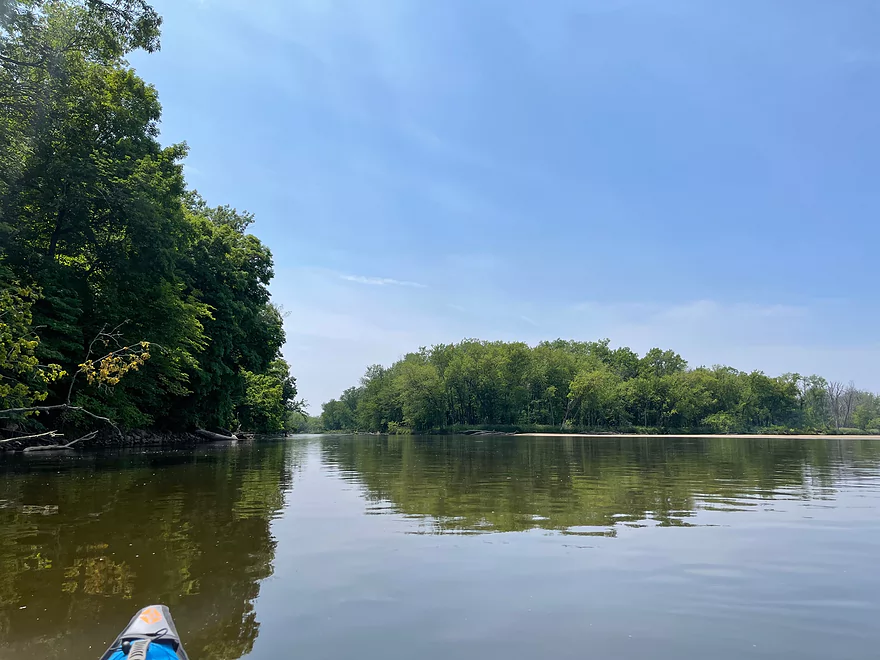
(238, 360), (300, 434)
(0, 280), (65, 411)
(322, 339), (876, 435)
(321, 386), (362, 431)
(0, 0), (297, 434)
(286, 412), (322, 434)
(79, 340), (150, 387)
(853, 394), (880, 432)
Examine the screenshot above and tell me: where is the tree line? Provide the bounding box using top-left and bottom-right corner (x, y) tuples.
(0, 0), (298, 437)
(321, 339), (880, 434)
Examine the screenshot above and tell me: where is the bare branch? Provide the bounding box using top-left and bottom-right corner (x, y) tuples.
(66, 321), (129, 403)
(195, 428), (239, 442)
(0, 430), (62, 444)
(64, 430), (98, 447)
(0, 403), (120, 436)
(22, 431), (97, 453)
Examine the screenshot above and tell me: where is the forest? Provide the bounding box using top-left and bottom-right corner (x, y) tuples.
(321, 339), (880, 435)
(0, 0), (298, 439)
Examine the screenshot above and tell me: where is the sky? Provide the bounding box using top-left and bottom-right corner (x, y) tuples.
(129, 0), (880, 411)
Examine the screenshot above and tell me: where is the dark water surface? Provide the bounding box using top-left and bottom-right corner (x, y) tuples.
(2, 436), (880, 660)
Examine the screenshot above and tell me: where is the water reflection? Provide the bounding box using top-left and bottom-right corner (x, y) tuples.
(4, 436), (880, 660)
(0, 440), (298, 660)
(322, 435), (880, 534)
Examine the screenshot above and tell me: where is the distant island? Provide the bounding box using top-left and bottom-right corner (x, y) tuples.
(314, 339), (880, 436)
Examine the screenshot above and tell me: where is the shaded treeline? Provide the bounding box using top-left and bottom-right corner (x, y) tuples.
(322, 435), (880, 533)
(322, 340), (880, 434)
(0, 1), (298, 435)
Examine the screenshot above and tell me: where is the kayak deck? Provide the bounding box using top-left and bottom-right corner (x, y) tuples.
(100, 605), (189, 660)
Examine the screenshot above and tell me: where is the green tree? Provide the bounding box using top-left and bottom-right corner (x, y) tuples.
(566, 367), (622, 428)
(170, 199), (285, 429)
(396, 356), (444, 432)
(1, 1), (297, 439)
(0, 280), (64, 412)
(321, 338), (861, 436)
(238, 370), (284, 433)
(853, 395), (880, 432)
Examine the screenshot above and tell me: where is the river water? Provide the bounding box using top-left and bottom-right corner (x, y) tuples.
(2, 435), (880, 660)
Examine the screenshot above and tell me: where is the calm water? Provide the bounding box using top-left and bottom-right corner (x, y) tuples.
(2, 436), (880, 660)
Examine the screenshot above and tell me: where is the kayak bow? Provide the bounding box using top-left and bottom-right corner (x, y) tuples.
(100, 605), (189, 660)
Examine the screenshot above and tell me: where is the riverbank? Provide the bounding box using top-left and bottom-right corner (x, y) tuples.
(304, 429), (880, 440)
(516, 432), (880, 440)
(0, 429), (242, 452)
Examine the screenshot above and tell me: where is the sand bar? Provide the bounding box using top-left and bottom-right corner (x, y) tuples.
(515, 433), (880, 440)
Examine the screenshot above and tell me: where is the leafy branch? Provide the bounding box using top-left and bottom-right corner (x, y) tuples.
(1, 321), (152, 440)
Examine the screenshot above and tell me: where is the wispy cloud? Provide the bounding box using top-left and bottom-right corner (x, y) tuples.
(340, 274), (427, 288)
(841, 50), (880, 67)
(277, 269), (880, 411)
(564, 299), (809, 350)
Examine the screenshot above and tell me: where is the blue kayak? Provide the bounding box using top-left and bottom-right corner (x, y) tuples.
(100, 605), (189, 660)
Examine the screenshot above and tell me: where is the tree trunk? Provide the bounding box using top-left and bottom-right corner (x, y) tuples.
(48, 208), (66, 259)
(195, 428), (239, 441)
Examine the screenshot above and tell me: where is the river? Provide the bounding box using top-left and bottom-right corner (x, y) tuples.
(2, 435), (879, 660)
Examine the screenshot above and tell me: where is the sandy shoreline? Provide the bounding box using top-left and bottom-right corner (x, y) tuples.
(515, 432), (880, 440)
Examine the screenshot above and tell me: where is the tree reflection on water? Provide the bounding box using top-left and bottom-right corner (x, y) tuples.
(0, 440), (300, 660)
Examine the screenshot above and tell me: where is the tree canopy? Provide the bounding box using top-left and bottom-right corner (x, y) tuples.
(322, 339), (877, 435)
(0, 0), (297, 435)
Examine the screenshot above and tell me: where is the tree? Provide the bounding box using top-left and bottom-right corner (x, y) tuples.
(1, 319), (151, 449)
(321, 339), (872, 436)
(235, 358), (300, 433)
(853, 394), (880, 432)
(1, 0), (203, 429)
(1, 1), (298, 441)
(842, 382), (858, 429)
(566, 367), (621, 428)
(396, 358), (444, 432)
(639, 348), (687, 379)
(287, 412), (322, 434)
(668, 369), (715, 429)
(826, 381), (845, 430)
(796, 374), (831, 429)
(0, 280), (64, 412)
(237, 371), (285, 433)
(169, 198), (285, 429)
(1, 1), (161, 223)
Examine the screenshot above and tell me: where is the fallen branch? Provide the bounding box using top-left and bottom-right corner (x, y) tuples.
(0, 404), (121, 435)
(22, 431), (98, 453)
(0, 430), (62, 444)
(22, 445), (73, 453)
(195, 428), (239, 442)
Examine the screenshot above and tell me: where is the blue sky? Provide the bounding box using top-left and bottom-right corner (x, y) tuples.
(130, 0), (880, 410)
